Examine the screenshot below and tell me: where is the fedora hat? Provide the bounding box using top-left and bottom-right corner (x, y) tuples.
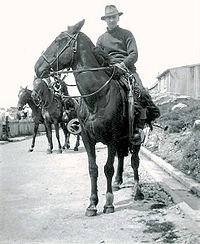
(101, 5), (123, 20)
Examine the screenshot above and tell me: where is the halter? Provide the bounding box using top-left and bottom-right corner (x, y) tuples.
(32, 87), (42, 107)
(18, 87), (32, 109)
(41, 32), (79, 68)
(40, 32), (117, 99)
(32, 79), (54, 109)
(18, 88), (27, 109)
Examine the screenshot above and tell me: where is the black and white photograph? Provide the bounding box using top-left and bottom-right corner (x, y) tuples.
(1, 0), (200, 243)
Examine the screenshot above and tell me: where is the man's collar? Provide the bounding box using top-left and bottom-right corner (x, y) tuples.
(107, 25), (120, 33)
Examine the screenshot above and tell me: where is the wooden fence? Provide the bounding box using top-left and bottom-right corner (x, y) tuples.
(0, 119), (46, 140)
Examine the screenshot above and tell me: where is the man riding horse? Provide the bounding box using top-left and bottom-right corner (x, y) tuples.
(97, 5), (160, 144)
(34, 18), (159, 215)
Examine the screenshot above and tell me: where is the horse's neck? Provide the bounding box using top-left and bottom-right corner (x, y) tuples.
(41, 83), (54, 107)
(29, 97), (40, 113)
(73, 43), (110, 111)
(24, 91), (39, 111)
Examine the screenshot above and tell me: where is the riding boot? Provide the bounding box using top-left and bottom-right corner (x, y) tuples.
(131, 72), (160, 124)
(131, 107), (146, 145)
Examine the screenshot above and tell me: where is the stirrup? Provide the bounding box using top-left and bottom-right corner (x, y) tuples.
(130, 129), (145, 145)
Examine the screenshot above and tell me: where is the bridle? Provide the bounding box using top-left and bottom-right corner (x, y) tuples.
(31, 86), (42, 107)
(40, 31), (117, 99)
(18, 89), (27, 110)
(31, 79), (52, 108)
(41, 32), (79, 70)
(18, 88), (31, 109)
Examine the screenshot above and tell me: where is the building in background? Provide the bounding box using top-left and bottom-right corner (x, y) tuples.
(149, 63), (200, 99)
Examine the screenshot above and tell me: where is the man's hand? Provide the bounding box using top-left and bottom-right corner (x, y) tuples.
(114, 62), (127, 71)
(114, 62), (128, 76)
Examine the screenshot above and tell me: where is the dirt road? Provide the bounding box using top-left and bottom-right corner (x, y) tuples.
(1, 133), (200, 243)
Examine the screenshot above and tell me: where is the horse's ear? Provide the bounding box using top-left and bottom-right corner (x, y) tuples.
(68, 19), (85, 34)
(25, 85), (28, 90)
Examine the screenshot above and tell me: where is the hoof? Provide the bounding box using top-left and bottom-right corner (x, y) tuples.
(57, 149), (62, 154)
(74, 147), (78, 151)
(28, 148), (33, 152)
(85, 207), (97, 217)
(46, 149), (52, 154)
(67, 145), (70, 149)
(112, 181), (122, 191)
(103, 205), (115, 214)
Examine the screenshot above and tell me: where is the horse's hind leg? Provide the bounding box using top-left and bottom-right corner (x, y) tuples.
(131, 144), (144, 200)
(54, 122), (62, 153)
(29, 123), (39, 152)
(113, 153), (124, 191)
(66, 133), (70, 149)
(45, 122), (53, 154)
(103, 144), (116, 214)
(74, 134), (80, 151)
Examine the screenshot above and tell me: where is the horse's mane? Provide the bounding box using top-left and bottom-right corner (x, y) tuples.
(93, 47), (111, 67)
(18, 87), (32, 97)
(25, 88), (32, 93)
(80, 32), (110, 67)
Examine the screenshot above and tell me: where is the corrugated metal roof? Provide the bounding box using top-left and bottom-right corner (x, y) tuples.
(157, 63), (200, 79)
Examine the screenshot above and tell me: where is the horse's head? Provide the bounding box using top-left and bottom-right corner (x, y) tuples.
(17, 86), (29, 110)
(31, 78), (47, 106)
(34, 19), (85, 78)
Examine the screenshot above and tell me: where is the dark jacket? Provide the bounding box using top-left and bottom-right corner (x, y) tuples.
(96, 26), (138, 73)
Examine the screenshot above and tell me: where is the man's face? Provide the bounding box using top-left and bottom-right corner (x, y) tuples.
(105, 15), (119, 30)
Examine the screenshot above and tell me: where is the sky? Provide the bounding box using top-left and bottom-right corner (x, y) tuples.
(0, 0), (200, 109)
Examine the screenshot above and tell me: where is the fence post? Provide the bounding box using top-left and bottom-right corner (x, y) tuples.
(1, 115), (10, 141)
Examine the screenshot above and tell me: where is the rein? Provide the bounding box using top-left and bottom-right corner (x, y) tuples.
(50, 66), (113, 76)
(61, 66), (116, 99)
(40, 31), (117, 99)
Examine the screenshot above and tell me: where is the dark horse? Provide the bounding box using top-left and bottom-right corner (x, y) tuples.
(18, 86), (80, 152)
(17, 86), (48, 152)
(32, 78), (80, 153)
(34, 20), (144, 216)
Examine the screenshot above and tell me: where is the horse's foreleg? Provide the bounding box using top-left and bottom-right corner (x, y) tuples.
(103, 144), (116, 214)
(74, 134), (80, 151)
(131, 144), (144, 200)
(83, 135), (98, 217)
(66, 132), (70, 149)
(54, 122), (62, 153)
(112, 152), (124, 191)
(45, 122), (53, 154)
(44, 123), (49, 143)
(29, 123), (39, 152)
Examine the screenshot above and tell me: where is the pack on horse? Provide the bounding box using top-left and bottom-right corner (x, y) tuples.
(48, 76), (81, 151)
(34, 19), (147, 216)
(17, 86), (48, 152)
(63, 96), (81, 151)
